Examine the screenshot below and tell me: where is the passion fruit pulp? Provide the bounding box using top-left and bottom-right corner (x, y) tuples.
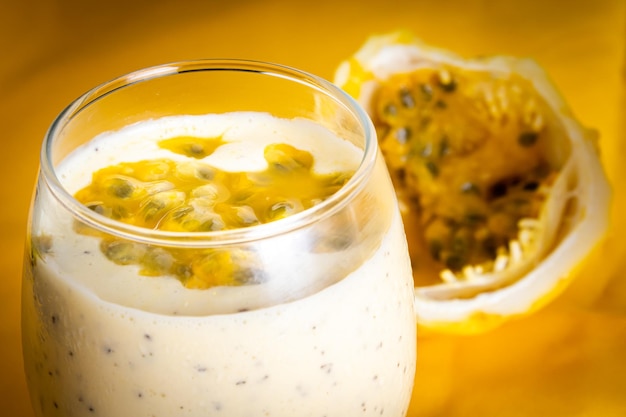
(334, 31), (611, 333)
(71, 139), (353, 289)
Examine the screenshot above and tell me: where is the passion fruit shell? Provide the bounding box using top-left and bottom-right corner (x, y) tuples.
(334, 31), (612, 333)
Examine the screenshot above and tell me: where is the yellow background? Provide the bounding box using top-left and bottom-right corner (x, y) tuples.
(1, 0), (625, 416)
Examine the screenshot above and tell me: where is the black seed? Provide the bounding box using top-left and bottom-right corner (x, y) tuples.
(518, 131), (539, 147)
(173, 263), (192, 279)
(439, 136), (450, 157)
(396, 168), (407, 185)
(101, 240), (139, 265)
(321, 234), (353, 251)
(419, 116), (432, 129)
(269, 161), (288, 172)
(489, 182), (508, 199)
(438, 78), (457, 93)
(420, 142), (433, 158)
(383, 103), (398, 117)
(428, 239), (443, 260)
(195, 166), (215, 180)
(523, 181), (540, 191)
(109, 178), (134, 199)
(141, 199), (166, 220)
(482, 235), (498, 257)
(395, 127), (411, 144)
(142, 247), (174, 274)
(435, 100), (447, 109)
(444, 254), (465, 270)
(400, 88), (415, 108)
(420, 83), (433, 101)
(190, 143), (204, 155)
(425, 161), (439, 177)
(320, 363), (333, 374)
(170, 206), (193, 220)
(86, 202), (110, 217)
(111, 205), (129, 219)
(234, 267), (266, 285)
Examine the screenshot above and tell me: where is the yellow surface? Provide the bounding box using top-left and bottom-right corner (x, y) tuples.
(1, 0), (625, 416)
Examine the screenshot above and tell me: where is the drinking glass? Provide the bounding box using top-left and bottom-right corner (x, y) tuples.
(22, 60), (416, 417)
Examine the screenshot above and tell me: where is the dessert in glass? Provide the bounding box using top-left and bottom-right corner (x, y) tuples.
(22, 60), (416, 417)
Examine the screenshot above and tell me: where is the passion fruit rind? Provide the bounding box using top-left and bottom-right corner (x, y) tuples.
(73, 140), (353, 289)
(335, 31), (611, 332)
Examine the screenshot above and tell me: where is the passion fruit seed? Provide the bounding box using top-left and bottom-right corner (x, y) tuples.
(101, 239), (146, 265)
(30, 234), (53, 266)
(74, 138), (353, 289)
(105, 176), (137, 199)
(373, 67), (557, 283)
(437, 70), (457, 93)
(518, 131), (539, 147)
(187, 249), (265, 289)
(158, 135), (226, 159)
(140, 190), (187, 222)
(139, 246), (175, 276)
(264, 143), (314, 171)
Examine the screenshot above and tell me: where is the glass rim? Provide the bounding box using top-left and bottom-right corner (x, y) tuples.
(40, 58), (378, 247)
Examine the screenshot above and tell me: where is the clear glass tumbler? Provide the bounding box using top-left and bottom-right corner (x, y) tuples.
(22, 60), (416, 417)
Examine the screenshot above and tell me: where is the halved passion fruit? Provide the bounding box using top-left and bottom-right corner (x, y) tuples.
(334, 31), (611, 333)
